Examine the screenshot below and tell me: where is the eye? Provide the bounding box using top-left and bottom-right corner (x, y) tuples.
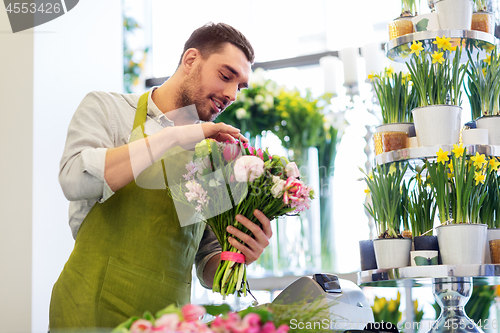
(220, 72), (230, 81)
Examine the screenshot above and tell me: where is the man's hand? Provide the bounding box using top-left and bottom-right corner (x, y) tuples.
(201, 122), (249, 144)
(226, 209), (272, 264)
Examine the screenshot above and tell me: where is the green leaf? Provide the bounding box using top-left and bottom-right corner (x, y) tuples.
(142, 311), (155, 322)
(155, 304), (183, 319)
(238, 307), (274, 323)
(112, 316), (140, 333)
(203, 304), (231, 317)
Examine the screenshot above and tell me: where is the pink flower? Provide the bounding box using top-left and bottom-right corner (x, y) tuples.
(154, 313), (180, 332)
(256, 148), (264, 160)
(181, 304), (206, 322)
(248, 146), (256, 155)
(234, 156), (265, 182)
(285, 162), (300, 178)
(260, 321), (277, 333)
(283, 177), (313, 212)
(242, 141), (249, 149)
(223, 144), (241, 162)
(276, 324), (290, 333)
(130, 319), (153, 333)
(242, 313), (261, 328)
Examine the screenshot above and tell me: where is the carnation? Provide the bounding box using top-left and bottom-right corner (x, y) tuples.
(234, 156), (265, 182)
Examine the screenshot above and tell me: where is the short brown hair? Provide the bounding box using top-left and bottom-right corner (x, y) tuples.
(180, 22), (255, 65)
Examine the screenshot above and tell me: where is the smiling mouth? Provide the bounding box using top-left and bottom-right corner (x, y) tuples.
(210, 98), (225, 114)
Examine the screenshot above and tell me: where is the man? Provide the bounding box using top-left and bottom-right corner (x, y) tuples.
(50, 22), (272, 329)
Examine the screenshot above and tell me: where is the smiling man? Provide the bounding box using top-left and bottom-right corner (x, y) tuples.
(49, 23), (273, 330)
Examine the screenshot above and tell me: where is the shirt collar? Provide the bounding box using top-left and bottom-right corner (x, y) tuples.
(147, 86), (175, 126)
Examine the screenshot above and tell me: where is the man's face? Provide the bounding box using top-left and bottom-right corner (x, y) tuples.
(178, 43), (251, 122)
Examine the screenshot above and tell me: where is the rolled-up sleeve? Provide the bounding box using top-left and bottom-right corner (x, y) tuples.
(59, 92), (117, 202)
(195, 226), (222, 289)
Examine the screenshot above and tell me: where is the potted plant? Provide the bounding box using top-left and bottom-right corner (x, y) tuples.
(466, 46), (500, 145)
(471, 0), (495, 34)
(425, 144), (494, 264)
(369, 68), (419, 155)
(480, 159), (500, 263)
(406, 37), (467, 147)
(434, 0), (473, 30)
(406, 167), (439, 251)
(388, 0), (419, 40)
(362, 162), (412, 269)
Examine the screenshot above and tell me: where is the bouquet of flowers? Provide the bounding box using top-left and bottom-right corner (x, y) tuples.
(170, 139), (314, 297)
(113, 303), (289, 333)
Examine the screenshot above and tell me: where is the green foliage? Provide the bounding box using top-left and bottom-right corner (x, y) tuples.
(407, 168), (437, 236)
(466, 47), (500, 119)
(370, 69), (418, 124)
(123, 15), (149, 93)
(362, 163), (409, 238)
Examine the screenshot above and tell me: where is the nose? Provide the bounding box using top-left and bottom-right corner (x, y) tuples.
(224, 84), (239, 103)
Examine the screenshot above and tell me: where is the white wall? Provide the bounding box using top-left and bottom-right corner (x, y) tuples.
(0, 1), (122, 332)
(0, 8), (34, 333)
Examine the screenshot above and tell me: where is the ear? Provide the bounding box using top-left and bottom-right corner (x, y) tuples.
(181, 48), (200, 74)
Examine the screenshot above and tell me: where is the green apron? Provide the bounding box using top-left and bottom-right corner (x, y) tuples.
(49, 92), (204, 330)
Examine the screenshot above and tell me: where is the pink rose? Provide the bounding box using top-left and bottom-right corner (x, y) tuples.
(256, 148), (264, 160)
(154, 313), (180, 332)
(234, 156), (265, 182)
(242, 313), (261, 328)
(130, 319), (153, 333)
(223, 144), (241, 162)
(181, 304), (206, 322)
(248, 146), (256, 155)
(285, 162), (300, 178)
(276, 324), (290, 333)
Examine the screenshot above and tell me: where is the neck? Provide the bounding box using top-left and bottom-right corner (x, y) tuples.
(151, 74), (199, 125)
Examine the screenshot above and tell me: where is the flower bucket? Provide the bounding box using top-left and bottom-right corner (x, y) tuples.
(376, 122), (416, 137)
(359, 240), (377, 271)
(388, 16), (414, 40)
(471, 11), (495, 34)
(435, 0), (473, 30)
(412, 105), (462, 147)
(412, 13), (440, 31)
(476, 115), (500, 145)
(373, 238), (412, 269)
(484, 229), (500, 264)
(461, 128), (488, 145)
(373, 131), (408, 155)
(436, 223), (487, 265)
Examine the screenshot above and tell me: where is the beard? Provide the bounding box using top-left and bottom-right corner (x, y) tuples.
(177, 64), (216, 122)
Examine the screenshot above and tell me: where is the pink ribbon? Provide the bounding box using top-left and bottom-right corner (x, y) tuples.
(221, 251), (246, 264)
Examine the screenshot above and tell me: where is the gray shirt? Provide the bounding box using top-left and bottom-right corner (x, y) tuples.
(59, 87), (221, 288)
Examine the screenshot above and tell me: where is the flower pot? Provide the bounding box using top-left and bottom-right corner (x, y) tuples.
(476, 115), (500, 145)
(376, 123), (416, 137)
(388, 16), (414, 40)
(373, 131), (408, 155)
(412, 105), (462, 147)
(373, 238), (412, 269)
(471, 11), (495, 34)
(484, 228), (500, 263)
(435, 0), (473, 30)
(412, 13), (440, 31)
(414, 235), (439, 251)
(359, 240), (377, 271)
(436, 223), (487, 265)
(461, 128), (488, 145)
(410, 250), (439, 266)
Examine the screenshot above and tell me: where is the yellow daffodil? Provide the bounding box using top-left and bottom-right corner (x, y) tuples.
(389, 164), (397, 175)
(433, 35), (452, 50)
(388, 299), (398, 312)
(448, 172), (454, 179)
(483, 44), (496, 53)
(452, 143), (465, 158)
(364, 188), (370, 195)
(471, 152), (487, 169)
(410, 41), (424, 56)
(402, 73), (412, 83)
(482, 68), (487, 77)
(489, 158), (500, 171)
(396, 291), (401, 302)
(416, 173), (422, 184)
(414, 299), (419, 312)
(385, 66), (395, 77)
(436, 148), (450, 165)
(367, 72), (376, 80)
(432, 51), (445, 65)
(475, 171), (486, 185)
(448, 160), (454, 173)
(483, 54), (492, 65)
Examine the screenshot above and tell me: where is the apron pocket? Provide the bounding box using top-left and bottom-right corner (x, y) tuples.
(97, 256), (191, 328)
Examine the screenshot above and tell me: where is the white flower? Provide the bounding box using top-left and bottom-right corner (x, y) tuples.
(271, 176), (286, 198)
(249, 68), (266, 87)
(264, 94), (274, 108)
(235, 108), (247, 120)
(234, 156), (265, 182)
(254, 94), (264, 104)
